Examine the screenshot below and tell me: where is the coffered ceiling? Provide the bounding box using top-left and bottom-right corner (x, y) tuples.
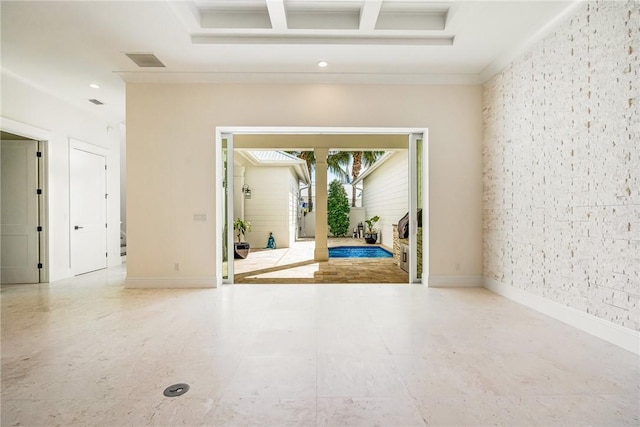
(0, 1), (580, 122)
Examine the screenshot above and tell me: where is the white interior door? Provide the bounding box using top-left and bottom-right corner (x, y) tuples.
(1, 140), (40, 284)
(70, 147), (107, 275)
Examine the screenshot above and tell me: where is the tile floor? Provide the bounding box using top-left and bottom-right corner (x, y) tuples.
(1, 265), (639, 426)
(234, 238), (409, 284)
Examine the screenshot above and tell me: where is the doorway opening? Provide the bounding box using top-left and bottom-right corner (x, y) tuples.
(216, 127), (428, 286)
(0, 124), (49, 284)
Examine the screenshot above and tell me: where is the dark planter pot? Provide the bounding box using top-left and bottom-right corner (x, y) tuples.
(234, 242), (251, 259)
(364, 233), (378, 244)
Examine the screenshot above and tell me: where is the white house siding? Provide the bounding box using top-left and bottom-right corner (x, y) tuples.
(362, 150), (409, 249)
(288, 171), (299, 246)
(244, 166), (296, 249)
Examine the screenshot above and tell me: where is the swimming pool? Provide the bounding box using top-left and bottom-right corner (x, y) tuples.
(328, 246), (393, 258)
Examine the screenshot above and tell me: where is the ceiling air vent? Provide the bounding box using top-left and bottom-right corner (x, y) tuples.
(89, 98), (104, 105)
(125, 53), (166, 68)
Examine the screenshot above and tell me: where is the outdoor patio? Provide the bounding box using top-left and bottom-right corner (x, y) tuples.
(234, 238), (409, 284)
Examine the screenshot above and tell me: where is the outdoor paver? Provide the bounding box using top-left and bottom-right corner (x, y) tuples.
(235, 238), (409, 284)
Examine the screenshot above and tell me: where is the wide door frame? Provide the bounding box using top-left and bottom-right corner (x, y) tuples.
(0, 117), (50, 283)
(215, 126), (429, 286)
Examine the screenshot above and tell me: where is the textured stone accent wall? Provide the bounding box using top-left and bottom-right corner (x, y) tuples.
(483, 1), (640, 330)
(393, 224), (401, 266)
(392, 224), (422, 277)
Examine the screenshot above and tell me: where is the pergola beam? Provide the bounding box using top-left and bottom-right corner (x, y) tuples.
(266, 0), (288, 31)
(359, 0), (383, 30)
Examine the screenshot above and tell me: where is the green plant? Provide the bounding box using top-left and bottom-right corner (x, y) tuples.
(327, 179), (350, 237)
(365, 215), (380, 233)
(233, 218), (252, 242)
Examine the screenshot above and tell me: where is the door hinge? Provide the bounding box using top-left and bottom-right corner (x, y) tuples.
(37, 263), (43, 269)
(37, 226), (43, 232)
(105, 165), (107, 170)
(36, 151), (42, 158)
(106, 252), (108, 257)
(105, 223), (108, 228)
(105, 193), (108, 199)
(36, 189), (42, 195)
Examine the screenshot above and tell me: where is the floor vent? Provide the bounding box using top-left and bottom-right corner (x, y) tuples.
(163, 383), (189, 397)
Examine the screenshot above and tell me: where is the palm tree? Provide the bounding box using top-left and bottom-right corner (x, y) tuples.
(350, 151), (384, 206)
(286, 150), (350, 212)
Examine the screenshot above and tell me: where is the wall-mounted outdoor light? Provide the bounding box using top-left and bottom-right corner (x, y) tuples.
(242, 184), (251, 199)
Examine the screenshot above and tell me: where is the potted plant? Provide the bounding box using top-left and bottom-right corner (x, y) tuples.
(364, 215), (380, 244)
(233, 218), (252, 259)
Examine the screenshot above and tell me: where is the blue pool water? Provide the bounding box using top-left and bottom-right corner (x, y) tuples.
(329, 246), (392, 258)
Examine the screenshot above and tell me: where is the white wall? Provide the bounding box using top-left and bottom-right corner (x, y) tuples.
(287, 171), (299, 247)
(1, 71), (121, 282)
(483, 1), (639, 331)
(119, 123), (126, 244)
(300, 211), (315, 238)
(126, 83), (483, 285)
(349, 207), (365, 237)
(362, 151), (409, 249)
(243, 166), (294, 249)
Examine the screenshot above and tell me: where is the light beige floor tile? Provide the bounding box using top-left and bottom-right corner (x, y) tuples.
(246, 328), (317, 356)
(316, 397), (426, 427)
(415, 394), (538, 426)
(317, 327), (389, 356)
(101, 396), (218, 427)
(317, 354), (409, 398)
(223, 355), (317, 399)
(393, 353), (497, 398)
(378, 327), (454, 356)
(2, 264), (639, 426)
(209, 397), (317, 427)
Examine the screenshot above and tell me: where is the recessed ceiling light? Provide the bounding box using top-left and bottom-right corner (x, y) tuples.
(317, 61), (328, 68)
(89, 83), (100, 89)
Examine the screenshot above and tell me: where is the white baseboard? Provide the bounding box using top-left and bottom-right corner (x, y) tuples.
(125, 276), (218, 289)
(484, 277), (640, 355)
(428, 275), (484, 287)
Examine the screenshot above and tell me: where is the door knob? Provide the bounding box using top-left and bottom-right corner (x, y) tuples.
(74, 225), (84, 230)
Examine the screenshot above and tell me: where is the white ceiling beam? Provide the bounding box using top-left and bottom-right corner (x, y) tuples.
(359, 0), (383, 31)
(192, 34), (454, 45)
(266, 0), (288, 31)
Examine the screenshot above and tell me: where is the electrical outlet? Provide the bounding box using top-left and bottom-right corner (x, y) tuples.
(174, 263), (180, 271)
(455, 263), (461, 271)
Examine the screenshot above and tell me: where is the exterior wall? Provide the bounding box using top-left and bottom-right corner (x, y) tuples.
(288, 170), (299, 247)
(1, 71), (121, 282)
(300, 211), (315, 238)
(233, 164), (246, 222)
(349, 207), (365, 237)
(483, 1), (640, 330)
(243, 166), (293, 249)
(126, 83), (483, 283)
(362, 151), (409, 249)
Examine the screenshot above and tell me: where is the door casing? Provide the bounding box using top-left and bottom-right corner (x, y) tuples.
(215, 126), (429, 286)
(0, 117), (50, 283)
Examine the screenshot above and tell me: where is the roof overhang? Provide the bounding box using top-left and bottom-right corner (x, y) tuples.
(236, 149), (311, 184)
